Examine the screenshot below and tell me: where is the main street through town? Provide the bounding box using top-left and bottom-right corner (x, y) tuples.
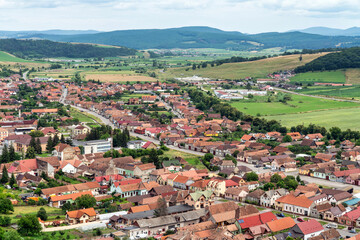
(60, 87), (360, 191)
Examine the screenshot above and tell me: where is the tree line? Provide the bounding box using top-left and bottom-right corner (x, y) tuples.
(188, 89), (360, 142)
(294, 47), (360, 73)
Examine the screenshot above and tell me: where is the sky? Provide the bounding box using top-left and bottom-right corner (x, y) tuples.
(1, 0), (360, 33)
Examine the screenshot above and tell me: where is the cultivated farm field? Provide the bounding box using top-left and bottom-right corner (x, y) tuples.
(0, 51), (29, 62)
(85, 73), (157, 82)
(264, 107), (360, 130)
(161, 53), (328, 80)
(230, 94), (359, 116)
(295, 85), (360, 99)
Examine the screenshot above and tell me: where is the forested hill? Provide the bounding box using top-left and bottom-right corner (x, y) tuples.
(0, 39), (137, 58)
(23, 26), (360, 50)
(294, 47), (360, 73)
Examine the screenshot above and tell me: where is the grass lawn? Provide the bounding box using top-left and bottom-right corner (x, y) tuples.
(161, 149), (206, 169)
(69, 107), (95, 123)
(290, 70), (346, 84)
(230, 94), (360, 116)
(1, 206), (63, 224)
(161, 149), (198, 159)
(319, 221), (327, 226)
(295, 85), (360, 99)
(161, 53), (328, 80)
(87, 123), (101, 129)
(264, 107), (360, 130)
(36, 153), (52, 157)
(23, 229), (83, 240)
(121, 93), (151, 101)
(184, 158), (206, 170)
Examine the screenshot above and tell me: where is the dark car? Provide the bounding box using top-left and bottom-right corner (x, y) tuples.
(297, 218), (304, 222)
(276, 213), (285, 217)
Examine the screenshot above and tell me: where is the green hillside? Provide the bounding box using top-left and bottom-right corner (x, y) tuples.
(25, 26), (360, 50)
(0, 51), (29, 62)
(295, 47), (360, 73)
(0, 39), (137, 59)
(161, 53), (327, 79)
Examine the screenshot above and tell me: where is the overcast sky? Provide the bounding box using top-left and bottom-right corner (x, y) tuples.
(1, 0), (360, 33)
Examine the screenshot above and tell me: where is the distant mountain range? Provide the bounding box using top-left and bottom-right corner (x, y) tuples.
(0, 30), (101, 39)
(298, 27), (360, 36)
(3, 26), (360, 50)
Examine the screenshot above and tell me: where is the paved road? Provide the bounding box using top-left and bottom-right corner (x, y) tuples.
(60, 88), (360, 188)
(273, 87), (360, 103)
(22, 70), (29, 80)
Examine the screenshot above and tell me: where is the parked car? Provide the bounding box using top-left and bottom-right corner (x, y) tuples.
(297, 218), (304, 222)
(326, 223), (337, 229)
(263, 166), (270, 170)
(276, 213), (285, 217)
(349, 229), (356, 233)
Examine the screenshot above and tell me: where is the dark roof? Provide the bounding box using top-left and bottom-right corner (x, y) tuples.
(119, 204), (194, 220)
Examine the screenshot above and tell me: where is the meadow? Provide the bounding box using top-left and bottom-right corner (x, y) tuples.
(264, 107), (360, 130)
(295, 85), (360, 99)
(345, 68), (360, 84)
(230, 94), (360, 116)
(161, 53), (328, 80)
(0, 51), (29, 62)
(69, 108), (96, 123)
(85, 73), (157, 82)
(290, 70), (346, 84)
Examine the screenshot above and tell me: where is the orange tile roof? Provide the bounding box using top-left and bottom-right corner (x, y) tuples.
(276, 194), (313, 208)
(266, 217), (296, 232)
(130, 205), (151, 213)
(50, 191), (92, 202)
(67, 207), (96, 218)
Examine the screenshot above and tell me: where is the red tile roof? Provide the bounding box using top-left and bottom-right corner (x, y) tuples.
(297, 219), (324, 235)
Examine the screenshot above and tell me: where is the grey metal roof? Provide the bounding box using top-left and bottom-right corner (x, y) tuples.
(119, 205), (195, 221)
(135, 208), (206, 228)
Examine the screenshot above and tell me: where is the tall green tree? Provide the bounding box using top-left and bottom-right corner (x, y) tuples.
(17, 215), (42, 236)
(8, 145), (15, 162)
(35, 138), (42, 154)
(46, 136), (53, 153)
(75, 194), (96, 209)
(36, 207), (47, 221)
(53, 134), (59, 147)
(0, 199), (13, 214)
(29, 137), (36, 150)
(9, 173), (16, 188)
(0, 166), (8, 184)
(1, 145), (9, 163)
(25, 146), (36, 159)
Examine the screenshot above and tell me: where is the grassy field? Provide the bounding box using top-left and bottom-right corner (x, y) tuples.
(345, 68), (360, 84)
(264, 107), (360, 130)
(161, 53), (328, 80)
(0, 205), (63, 224)
(121, 93), (151, 100)
(69, 108), (95, 123)
(161, 149), (206, 169)
(85, 73), (157, 82)
(0, 51), (29, 62)
(230, 94), (360, 116)
(290, 70), (346, 84)
(295, 85), (360, 99)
